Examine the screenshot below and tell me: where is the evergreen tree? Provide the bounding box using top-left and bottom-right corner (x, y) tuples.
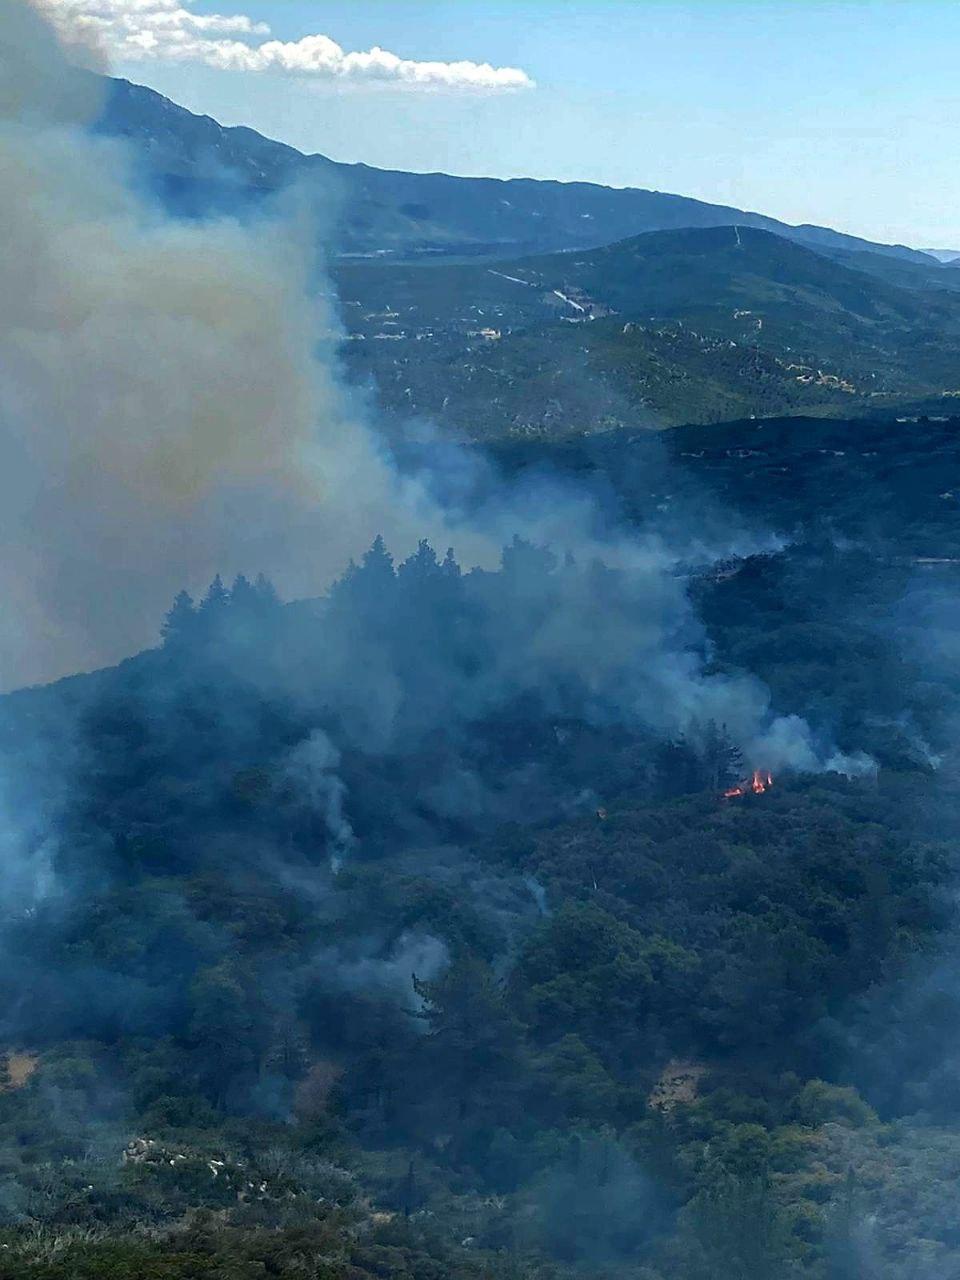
(680, 1164), (798, 1280)
(363, 535), (395, 581)
(701, 720), (745, 791)
(230, 573), (258, 613)
(330, 536), (396, 619)
(501, 534), (557, 581)
(200, 574), (229, 614)
(196, 574), (230, 642)
(228, 574), (265, 644)
(397, 539), (440, 586)
(161, 590), (197, 646)
(254, 573), (280, 611)
(414, 953), (527, 1131)
(440, 547), (461, 579)
(188, 962), (260, 1105)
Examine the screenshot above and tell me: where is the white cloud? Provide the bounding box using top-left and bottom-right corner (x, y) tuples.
(40, 0), (535, 92)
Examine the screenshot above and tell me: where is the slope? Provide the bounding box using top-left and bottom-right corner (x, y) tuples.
(335, 226), (960, 435)
(97, 76), (932, 264)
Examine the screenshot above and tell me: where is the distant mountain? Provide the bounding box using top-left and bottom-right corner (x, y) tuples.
(923, 248), (960, 263)
(97, 76), (933, 265)
(497, 225), (933, 326)
(92, 76), (960, 436)
(335, 225), (960, 435)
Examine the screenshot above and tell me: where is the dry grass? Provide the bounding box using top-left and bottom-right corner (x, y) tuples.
(2, 1050), (39, 1091)
(648, 1059), (706, 1112)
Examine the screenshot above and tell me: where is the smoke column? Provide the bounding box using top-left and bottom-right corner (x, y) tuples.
(0, 0), (872, 782)
(0, 0), (501, 690)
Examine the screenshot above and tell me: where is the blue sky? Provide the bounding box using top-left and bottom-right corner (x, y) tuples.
(78, 1), (960, 247)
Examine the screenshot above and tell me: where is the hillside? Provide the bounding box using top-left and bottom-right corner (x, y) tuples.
(13, 5), (960, 1277)
(97, 76), (933, 264)
(336, 226), (960, 436)
(93, 79), (960, 436)
(5, 415), (960, 1276)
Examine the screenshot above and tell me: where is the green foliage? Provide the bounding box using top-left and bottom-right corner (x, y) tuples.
(336, 228), (960, 438)
(7, 479), (960, 1279)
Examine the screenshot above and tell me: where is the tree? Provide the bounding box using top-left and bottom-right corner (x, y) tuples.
(188, 962), (258, 1104)
(161, 590), (197, 647)
(254, 573), (280, 609)
(656, 722), (743, 795)
(500, 535), (557, 582)
(700, 720), (744, 792)
(329, 535), (396, 621)
(230, 573), (258, 613)
(361, 535), (396, 588)
(196, 574), (230, 642)
(413, 953), (527, 1131)
(440, 547), (461, 580)
(678, 1161), (799, 1280)
(397, 539), (440, 587)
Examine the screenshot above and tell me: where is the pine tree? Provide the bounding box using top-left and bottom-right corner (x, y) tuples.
(330, 536), (396, 620)
(414, 953), (526, 1130)
(254, 574), (280, 610)
(441, 547), (461, 579)
(701, 720), (744, 791)
(189, 574), (229, 647)
(200, 574), (229, 612)
(397, 539), (439, 585)
(362, 535), (395, 584)
(161, 590), (197, 646)
(230, 573), (258, 613)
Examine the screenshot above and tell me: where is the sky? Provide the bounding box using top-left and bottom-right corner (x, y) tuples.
(44, 1), (960, 248)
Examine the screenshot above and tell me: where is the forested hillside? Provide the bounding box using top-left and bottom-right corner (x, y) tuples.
(88, 76), (960, 437)
(4, 418), (960, 1278)
(336, 228), (960, 436)
(7, 12), (960, 1276)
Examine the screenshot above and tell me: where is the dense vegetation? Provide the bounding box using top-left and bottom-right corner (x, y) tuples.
(5, 413), (960, 1279)
(8, 24), (960, 1280)
(337, 229), (960, 436)
(100, 73), (960, 438)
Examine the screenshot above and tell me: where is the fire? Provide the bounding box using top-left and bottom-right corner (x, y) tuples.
(723, 769), (774, 800)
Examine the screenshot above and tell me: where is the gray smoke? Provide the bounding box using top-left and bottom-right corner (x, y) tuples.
(0, 0), (868, 784)
(317, 931), (449, 1013)
(283, 729), (356, 870)
(0, 0), (496, 691)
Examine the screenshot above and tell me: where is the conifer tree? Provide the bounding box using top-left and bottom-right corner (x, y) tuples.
(161, 590), (197, 646)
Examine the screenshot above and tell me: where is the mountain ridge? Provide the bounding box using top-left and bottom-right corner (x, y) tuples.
(334, 222), (960, 435)
(97, 75), (934, 265)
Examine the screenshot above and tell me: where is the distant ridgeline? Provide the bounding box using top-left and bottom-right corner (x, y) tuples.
(94, 76), (960, 433)
(97, 75), (929, 263)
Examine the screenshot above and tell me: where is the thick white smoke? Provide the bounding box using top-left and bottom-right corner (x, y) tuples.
(283, 730), (356, 871)
(0, 0), (870, 782)
(0, 0), (495, 690)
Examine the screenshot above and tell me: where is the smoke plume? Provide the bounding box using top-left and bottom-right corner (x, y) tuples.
(0, 0), (497, 690)
(0, 0), (868, 789)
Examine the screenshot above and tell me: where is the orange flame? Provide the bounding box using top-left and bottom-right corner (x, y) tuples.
(723, 769), (774, 800)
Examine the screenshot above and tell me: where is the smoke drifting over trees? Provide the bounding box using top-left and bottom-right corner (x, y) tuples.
(0, 0), (497, 689)
(0, 0), (866, 793)
(6, 5), (960, 1279)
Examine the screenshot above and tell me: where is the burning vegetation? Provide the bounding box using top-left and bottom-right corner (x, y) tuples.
(723, 769), (774, 800)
